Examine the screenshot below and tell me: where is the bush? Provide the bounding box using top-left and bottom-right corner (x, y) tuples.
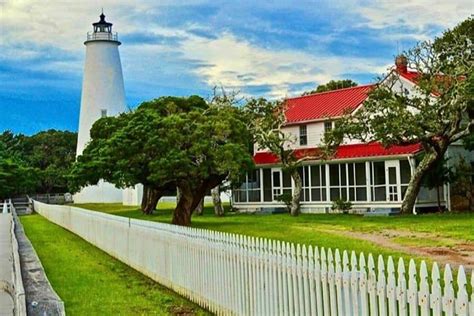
(331, 198), (352, 214)
(276, 192), (293, 213)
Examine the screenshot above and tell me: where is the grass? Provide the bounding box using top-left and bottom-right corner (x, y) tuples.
(76, 202), (473, 261)
(20, 214), (210, 316)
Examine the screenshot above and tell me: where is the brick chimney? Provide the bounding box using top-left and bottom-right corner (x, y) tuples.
(395, 55), (408, 73)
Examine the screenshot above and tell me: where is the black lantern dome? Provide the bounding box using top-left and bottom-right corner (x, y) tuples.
(85, 11), (120, 45)
(93, 12), (113, 33)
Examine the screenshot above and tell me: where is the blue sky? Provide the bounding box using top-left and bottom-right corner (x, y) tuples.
(0, 0), (471, 134)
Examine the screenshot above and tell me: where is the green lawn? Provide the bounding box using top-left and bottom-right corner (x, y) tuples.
(75, 202), (474, 263)
(20, 214), (210, 316)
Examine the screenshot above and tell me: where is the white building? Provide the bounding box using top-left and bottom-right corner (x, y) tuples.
(232, 57), (472, 214)
(74, 13), (126, 203)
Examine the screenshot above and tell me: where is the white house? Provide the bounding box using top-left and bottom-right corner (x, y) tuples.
(232, 57), (471, 214)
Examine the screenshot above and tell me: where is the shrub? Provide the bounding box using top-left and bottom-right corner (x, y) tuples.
(276, 192), (293, 213)
(331, 198), (352, 214)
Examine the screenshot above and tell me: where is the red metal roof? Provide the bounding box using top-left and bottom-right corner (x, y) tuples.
(253, 142), (422, 165)
(399, 70), (420, 83)
(284, 84), (375, 124)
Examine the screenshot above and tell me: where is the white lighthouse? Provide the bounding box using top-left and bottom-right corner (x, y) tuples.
(74, 12), (126, 203)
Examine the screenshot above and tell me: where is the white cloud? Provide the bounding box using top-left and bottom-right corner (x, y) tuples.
(1, 0), (470, 100)
(181, 32), (387, 98)
(353, 0), (471, 32)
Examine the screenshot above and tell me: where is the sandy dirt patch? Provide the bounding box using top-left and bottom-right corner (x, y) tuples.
(329, 229), (474, 271)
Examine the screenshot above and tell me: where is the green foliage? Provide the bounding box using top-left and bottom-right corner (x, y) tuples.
(0, 129), (76, 198)
(302, 79), (358, 96)
(0, 130), (77, 195)
(276, 192), (293, 212)
(331, 198), (352, 214)
(71, 95), (254, 223)
(451, 158), (474, 210)
(244, 98), (322, 216)
(325, 18), (472, 150)
(421, 156), (453, 190)
(23, 130), (77, 193)
(0, 154), (37, 199)
(324, 17), (473, 213)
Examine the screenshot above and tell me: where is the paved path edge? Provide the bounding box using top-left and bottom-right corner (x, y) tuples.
(14, 213), (66, 316)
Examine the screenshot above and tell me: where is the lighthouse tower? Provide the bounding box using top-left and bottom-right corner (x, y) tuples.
(74, 12), (126, 203)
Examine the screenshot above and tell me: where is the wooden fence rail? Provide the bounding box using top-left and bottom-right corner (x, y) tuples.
(32, 201), (473, 315)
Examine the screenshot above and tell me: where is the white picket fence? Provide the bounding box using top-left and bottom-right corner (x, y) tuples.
(32, 201), (473, 316)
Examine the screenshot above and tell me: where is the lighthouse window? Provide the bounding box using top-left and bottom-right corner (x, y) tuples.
(101, 109), (107, 118)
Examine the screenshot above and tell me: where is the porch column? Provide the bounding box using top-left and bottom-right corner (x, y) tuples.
(365, 161), (372, 202)
(325, 164), (331, 206)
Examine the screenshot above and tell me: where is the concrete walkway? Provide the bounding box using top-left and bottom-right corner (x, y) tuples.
(0, 213), (25, 316)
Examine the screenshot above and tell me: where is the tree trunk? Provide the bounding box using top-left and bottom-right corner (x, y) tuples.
(173, 176), (227, 226)
(176, 187), (181, 205)
(211, 186), (224, 216)
(400, 151), (441, 214)
(290, 169), (302, 216)
(172, 184), (194, 226)
(141, 185), (162, 215)
(194, 197), (204, 215)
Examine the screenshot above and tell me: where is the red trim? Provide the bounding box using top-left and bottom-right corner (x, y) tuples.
(254, 142), (422, 165)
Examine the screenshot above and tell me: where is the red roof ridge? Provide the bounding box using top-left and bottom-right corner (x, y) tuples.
(287, 83), (376, 101)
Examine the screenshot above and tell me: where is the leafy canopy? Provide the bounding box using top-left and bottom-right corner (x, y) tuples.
(0, 129), (77, 197)
(302, 79), (358, 96)
(323, 17), (473, 213)
(71, 95), (254, 223)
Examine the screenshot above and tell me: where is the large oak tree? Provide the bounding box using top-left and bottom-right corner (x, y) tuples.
(71, 95), (253, 225)
(324, 18), (473, 214)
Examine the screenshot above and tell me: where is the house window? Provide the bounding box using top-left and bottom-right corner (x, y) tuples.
(234, 170), (261, 203)
(310, 165), (327, 201)
(298, 166), (311, 201)
(348, 163), (367, 201)
(324, 121), (333, 132)
(263, 169), (272, 202)
(299, 125), (308, 145)
(101, 109), (107, 118)
(328, 162), (368, 202)
(371, 161), (386, 201)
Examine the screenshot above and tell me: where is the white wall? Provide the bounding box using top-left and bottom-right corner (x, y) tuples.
(75, 38), (127, 203)
(77, 40), (127, 156)
(123, 184), (144, 206)
(255, 120), (363, 153)
(74, 180), (123, 204)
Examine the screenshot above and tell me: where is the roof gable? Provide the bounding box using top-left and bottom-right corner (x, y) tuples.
(284, 84), (375, 124)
